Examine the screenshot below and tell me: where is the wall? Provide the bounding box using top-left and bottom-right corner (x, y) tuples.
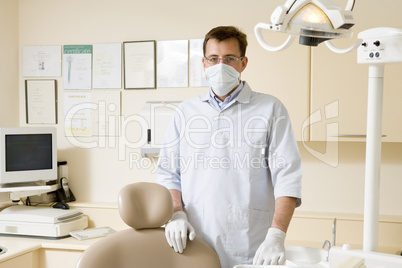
(14, 0), (402, 252)
(0, 0), (19, 127)
(17, 0), (310, 203)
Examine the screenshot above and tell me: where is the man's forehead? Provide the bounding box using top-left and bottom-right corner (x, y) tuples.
(205, 38), (241, 55)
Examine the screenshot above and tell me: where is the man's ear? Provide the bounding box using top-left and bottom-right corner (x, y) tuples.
(241, 56), (248, 72)
(202, 57), (208, 79)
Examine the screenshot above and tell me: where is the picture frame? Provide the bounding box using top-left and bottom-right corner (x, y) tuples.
(123, 40), (156, 89)
(25, 79), (58, 124)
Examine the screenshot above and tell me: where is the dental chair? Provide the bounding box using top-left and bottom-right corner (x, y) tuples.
(76, 182), (221, 268)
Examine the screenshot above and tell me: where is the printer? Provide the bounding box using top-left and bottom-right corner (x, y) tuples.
(0, 205), (88, 238)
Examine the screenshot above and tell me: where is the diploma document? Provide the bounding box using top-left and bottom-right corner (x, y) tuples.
(93, 43), (122, 89)
(22, 46), (61, 77)
(63, 45), (92, 90)
(25, 80), (57, 124)
(123, 41), (156, 89)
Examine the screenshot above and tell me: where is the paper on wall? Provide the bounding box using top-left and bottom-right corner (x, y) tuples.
(189, 39), (209, 87)
(64, 91), (92, 136)
(22, 46), (62, 77)
(157, 40), (188, 88)
(93, 43), (122, 89)
(63, 45), (92, 90)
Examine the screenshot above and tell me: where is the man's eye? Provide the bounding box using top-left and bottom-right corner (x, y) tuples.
(226, 57), (235, 62)
(209, 57), (218, 62)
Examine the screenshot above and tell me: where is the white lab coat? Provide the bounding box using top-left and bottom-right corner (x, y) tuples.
(157, 81), (302, 268)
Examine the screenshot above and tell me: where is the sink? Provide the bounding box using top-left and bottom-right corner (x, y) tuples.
(285, 246), (329, 267)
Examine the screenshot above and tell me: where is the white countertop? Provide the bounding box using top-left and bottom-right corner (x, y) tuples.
(0, 234), (101, 262)
(0, 202), (127, 263)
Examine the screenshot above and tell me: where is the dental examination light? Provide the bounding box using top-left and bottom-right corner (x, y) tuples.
(255, 0), (359, 52)
(255, 0), (402, 256)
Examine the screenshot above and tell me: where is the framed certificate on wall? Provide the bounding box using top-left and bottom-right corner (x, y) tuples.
(25, 79), (57, 124)
(123, 40), (156, 89)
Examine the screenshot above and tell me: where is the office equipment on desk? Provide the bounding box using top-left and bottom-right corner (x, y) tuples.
(0, 127), (57, 186)
(27, 160), (75, 205)
(55, 162), (76, 203)
(0, 205), (88, 239)
(70, 226), (116, 240)
(53, 202), (70, 210)
(0, 127), (59, 201)
(0, 127), (62, 202)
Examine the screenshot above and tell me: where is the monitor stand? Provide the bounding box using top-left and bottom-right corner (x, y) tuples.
(0, 181), (59, 201)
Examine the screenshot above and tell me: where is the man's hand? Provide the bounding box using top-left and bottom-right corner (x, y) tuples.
(165, 211), (196, 253)
(253, 227), (286, 265)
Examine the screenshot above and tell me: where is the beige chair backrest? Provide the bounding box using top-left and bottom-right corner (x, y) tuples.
(76, 182), (221, 268)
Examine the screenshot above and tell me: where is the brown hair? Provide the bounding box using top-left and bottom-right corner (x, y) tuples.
(203, 26), (248, 57)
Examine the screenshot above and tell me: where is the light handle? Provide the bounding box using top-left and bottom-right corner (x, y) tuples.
(254, 22), (296, 52)
(324, 39), (362, 54)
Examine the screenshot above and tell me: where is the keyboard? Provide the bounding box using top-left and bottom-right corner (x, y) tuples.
(69, 226), (116, 240)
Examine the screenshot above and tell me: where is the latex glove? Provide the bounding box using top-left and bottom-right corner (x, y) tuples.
(165, 211), (196, 253)
(253, 227), (286, 265)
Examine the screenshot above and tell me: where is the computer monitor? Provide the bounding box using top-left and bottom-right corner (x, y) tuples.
(0, 127), (57, 186)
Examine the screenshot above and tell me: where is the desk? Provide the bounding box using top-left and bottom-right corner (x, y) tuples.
(0, 234), (102, 268)
(0, 202), (127, 268)
(0, 198), (166, 267)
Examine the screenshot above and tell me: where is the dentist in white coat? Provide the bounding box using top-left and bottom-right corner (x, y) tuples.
(157, 26), (302, 268)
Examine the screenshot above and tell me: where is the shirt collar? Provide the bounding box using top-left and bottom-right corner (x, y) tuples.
(209, 81), (244, 105)
(200, 81), (251, 104)
(200, 81), (247, 102)
(235, 81), (251, 104)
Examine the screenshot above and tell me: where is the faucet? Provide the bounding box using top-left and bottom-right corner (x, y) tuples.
(321, 218), (337, 262)
(322, 240), (331, 262)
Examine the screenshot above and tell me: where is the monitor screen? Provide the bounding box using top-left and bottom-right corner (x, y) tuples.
(0, 127), (57, 185)
(6, 134), (53, 172)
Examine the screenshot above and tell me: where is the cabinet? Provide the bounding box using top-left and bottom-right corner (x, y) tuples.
(0, 249), (83, 268)
(310, 36), (402, 142)
(39, 249), (83, 268)
(0, 251), (39, 268)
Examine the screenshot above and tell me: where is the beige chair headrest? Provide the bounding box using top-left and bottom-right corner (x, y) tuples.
(118, 182), (173, 230)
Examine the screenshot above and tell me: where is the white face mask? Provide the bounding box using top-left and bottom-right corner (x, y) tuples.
(205, 63), (240, 96)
